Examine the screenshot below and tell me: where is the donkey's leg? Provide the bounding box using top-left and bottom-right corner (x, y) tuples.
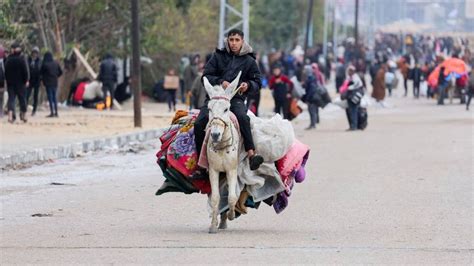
(208, 168), (220, 234)
(218, 212), (228, 230)
(226, 169), (238, 221)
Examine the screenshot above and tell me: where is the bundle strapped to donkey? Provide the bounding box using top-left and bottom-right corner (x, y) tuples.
(155, 72), (311, 233)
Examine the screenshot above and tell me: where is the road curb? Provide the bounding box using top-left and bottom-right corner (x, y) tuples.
(0, 128), (164, 170)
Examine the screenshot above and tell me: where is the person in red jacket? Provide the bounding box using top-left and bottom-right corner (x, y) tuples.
(269, 64), (293, 119)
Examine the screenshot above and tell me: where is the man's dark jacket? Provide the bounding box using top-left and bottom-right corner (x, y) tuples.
(28, 56), (42, 86)
(203, 39), (261, 101)
(98, 55), (117, 84)
(4, 53), (29, 87)
(40, 53), (62, 88)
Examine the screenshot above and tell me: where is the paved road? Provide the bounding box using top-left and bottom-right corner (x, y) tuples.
(1, 94), (472, 264)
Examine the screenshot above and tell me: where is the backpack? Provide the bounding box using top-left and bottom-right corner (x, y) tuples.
(312, 84), (331, 108)
(348, 88), (364, 105)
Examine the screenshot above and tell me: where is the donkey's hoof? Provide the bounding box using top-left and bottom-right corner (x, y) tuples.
(227, 210), (235, 221)
(209, 226), (218, 234)
(218, 222), (227, 230)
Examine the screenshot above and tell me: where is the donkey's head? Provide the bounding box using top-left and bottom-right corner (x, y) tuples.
(203, 71), (242, 143)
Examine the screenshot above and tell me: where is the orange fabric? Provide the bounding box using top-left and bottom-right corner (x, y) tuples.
(289, 99), (302, 117)
(441, 58), (467, 74)
(428, 58), (468, 87)
(172, 110), (189, 124)
(428, 66), (441, 88)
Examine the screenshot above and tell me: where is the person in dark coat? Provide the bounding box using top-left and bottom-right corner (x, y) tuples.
(40, 51), (62, 117)
(4, 43), (29, 123)
(335, 58), (345, 93)
(437, 66), (448, 105)
(27, 46), (42, 116)
(466, 69), (474, 111)
(0, 44), (6, 118)
(412, 63), (422, 98)
(190, 62), (207, 109)
(183, 54), (200, 108)
(192, 28), (263, 179)
(97, 53), (117, 108)
(301, 66), (319, 130)
(269, 64), (293, 119)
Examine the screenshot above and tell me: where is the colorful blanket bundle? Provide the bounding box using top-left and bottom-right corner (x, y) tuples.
(155, 111), (211, 195)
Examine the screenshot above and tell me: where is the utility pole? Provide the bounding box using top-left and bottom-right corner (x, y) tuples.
(218, 0), (249, 48)
(367, 0), (375, 50)
(323, 0), (329, 59)
(401, 0), (407, 55)
(131, 0), (142, 127)
(354, 0), (359, 59)
(333, 1), (337, 61)
(303, 0), (314, 62)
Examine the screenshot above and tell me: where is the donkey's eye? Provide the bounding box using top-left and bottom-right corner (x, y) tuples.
(224, 108), (229, 113)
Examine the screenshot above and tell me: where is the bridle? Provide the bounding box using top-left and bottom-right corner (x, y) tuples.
(206, 96), (235, 151)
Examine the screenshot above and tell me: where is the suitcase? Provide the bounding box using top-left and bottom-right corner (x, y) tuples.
(358, 107), (368, 130)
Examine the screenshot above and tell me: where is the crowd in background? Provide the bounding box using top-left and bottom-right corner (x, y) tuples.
(156, 32), (472, 132)
(0, 43), (62, 123)
(2, 32), (472, 129)
(0, 42), (135, 123)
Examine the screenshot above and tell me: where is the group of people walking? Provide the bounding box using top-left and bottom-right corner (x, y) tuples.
(360, 33), (473, 111)
(0, 42), (125, 123)
(0, 43), (62, 123)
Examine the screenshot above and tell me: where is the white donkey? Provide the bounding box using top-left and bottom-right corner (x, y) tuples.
(202, 72), (243, 234)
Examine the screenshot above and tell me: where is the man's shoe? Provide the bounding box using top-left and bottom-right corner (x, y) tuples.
(7, 111), (14, 123)
(249, 154), (264, 171)
(20, 112), (27, 123)
(46, 113), (54, 118)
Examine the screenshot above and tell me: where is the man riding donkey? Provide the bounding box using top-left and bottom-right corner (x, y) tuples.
(192, 28), (264, 180)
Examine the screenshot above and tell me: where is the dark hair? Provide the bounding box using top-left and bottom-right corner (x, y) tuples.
(103, 53), (113, 60)
(227, 28), (244, 38)
(43, 51), (53, 62)
(271, 63), (282, 70)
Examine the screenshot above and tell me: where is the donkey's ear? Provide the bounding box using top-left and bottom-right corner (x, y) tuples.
(203, 76), (218, 98)
(225, 71), (242, 98)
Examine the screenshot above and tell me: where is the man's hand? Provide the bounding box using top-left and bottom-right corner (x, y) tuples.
(222, 81), (230, 89)
(240, 82), (249, 93)
(26, 81), (29, 88)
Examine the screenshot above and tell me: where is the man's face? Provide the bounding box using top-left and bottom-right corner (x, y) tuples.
(228, 34), (243, 54)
